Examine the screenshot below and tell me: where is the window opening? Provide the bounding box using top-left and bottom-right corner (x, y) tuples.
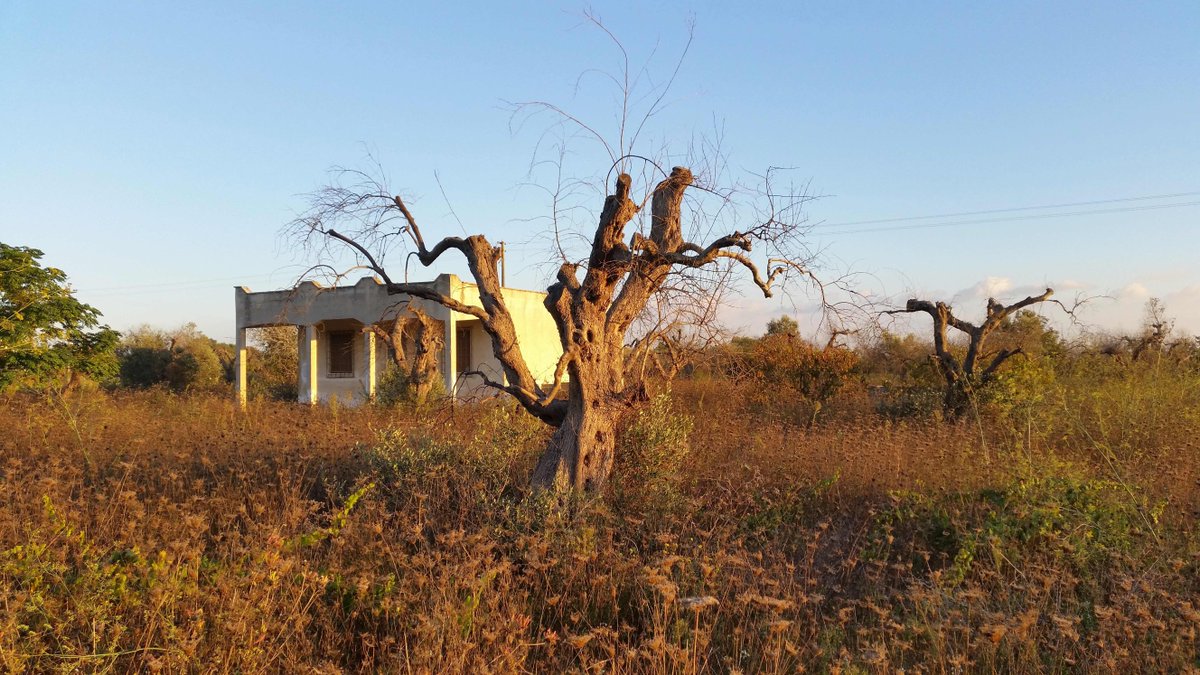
(456, 328), (472, 375)
(328, 330), (355, 377)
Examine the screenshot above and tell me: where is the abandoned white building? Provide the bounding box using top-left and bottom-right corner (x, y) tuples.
(233, 274), (562, 405)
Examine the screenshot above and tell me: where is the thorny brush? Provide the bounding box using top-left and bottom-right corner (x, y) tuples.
(0, 366), (1197, 673)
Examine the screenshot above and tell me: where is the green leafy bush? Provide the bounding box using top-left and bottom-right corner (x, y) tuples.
(872, 457), (1165, 587)
(614, 391), (693, 511)
(982, 354), (1059, 421)
(375, 364), (446, 406)
(116, 324), (226, 393)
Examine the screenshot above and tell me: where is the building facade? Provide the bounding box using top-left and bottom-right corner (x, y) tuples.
(233, 274), (562, 405)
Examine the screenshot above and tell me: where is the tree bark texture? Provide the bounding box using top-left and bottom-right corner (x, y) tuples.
(368, 307), (443, 404)
(317, 166), (788, 492)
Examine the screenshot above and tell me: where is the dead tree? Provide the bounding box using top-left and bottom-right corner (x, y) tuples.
(367, 306), (443, 404)
(888, 289), (1054, 416)
(292, 165), (813, 492)
(1131, 297), (1173, 362)
(624, 269), (732, 384)
(286, 16), (832, 492)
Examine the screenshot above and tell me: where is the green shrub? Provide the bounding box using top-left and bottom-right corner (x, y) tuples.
(116, 323), (226, 393)
(613, 391), (693, 511)
(471, 401), (547, 466)
(871, 457), (1165, 587)
(361, 431), (461, 487)
(982, 354), (1059, 421)
(359, 426), (516, 517)
(736, 335), (859, 425)
(375, 364), (446, 406)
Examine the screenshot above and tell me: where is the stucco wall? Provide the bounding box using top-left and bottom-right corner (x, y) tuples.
(448, 276), (564, 388)
(234, 273), (565, 406)
(235, 277), (450, 329)
(311, 322), (389, 405)
(505, 288), (565, 386)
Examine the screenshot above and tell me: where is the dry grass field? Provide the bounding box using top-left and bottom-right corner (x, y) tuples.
(1, 364), (1198, 673)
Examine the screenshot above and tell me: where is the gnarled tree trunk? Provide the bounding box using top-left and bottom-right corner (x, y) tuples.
(298, 164), (806, 492)
(369, 307), (443, 404)
(891, 290), (1055, 417)
(532, 374), (626, 492)
(405, 308), (442, 404)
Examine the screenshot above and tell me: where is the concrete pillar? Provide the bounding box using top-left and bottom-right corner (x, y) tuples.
(235, 327), (248, 409)
(363, 329), (376, 401)
(298, 324), (318, 404)
(444, 314), (457, 399)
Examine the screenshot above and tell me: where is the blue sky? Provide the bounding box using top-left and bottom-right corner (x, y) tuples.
(2, 1), (1197, 342)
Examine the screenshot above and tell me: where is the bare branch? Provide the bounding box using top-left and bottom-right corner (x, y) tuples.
(324, 229), (394, 285)
(887, 287), (1060, 416)
(539, 349), (575, 406)
(383, 282), (487, 321)
(981, 347), (1025, 381)
(984, 288), (1054, 327)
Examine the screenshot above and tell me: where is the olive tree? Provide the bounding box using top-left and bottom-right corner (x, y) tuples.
(888, 289), (1057, 416)
(366, 306), (443, 405)
(293, 165), (817, 492)
(288, 26), (823, 492)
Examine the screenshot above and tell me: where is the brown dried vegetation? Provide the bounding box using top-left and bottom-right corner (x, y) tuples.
(1, 357), (1198, 672)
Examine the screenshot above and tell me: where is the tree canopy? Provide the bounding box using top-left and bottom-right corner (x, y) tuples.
(766, 315), (800, 337)
(0, 243), (118, 390)
(116, 323), (230, 393)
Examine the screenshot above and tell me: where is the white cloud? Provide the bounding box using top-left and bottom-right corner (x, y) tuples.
(716, 274), (1200, 342)
(1118, 282), (1150, 300)
(951, 276), (1013, 304)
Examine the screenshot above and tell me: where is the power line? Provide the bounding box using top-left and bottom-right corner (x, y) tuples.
(61, 189), (1200, 292)
(819, 200), (1200, 236)
(815, 190), (1200, 230)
